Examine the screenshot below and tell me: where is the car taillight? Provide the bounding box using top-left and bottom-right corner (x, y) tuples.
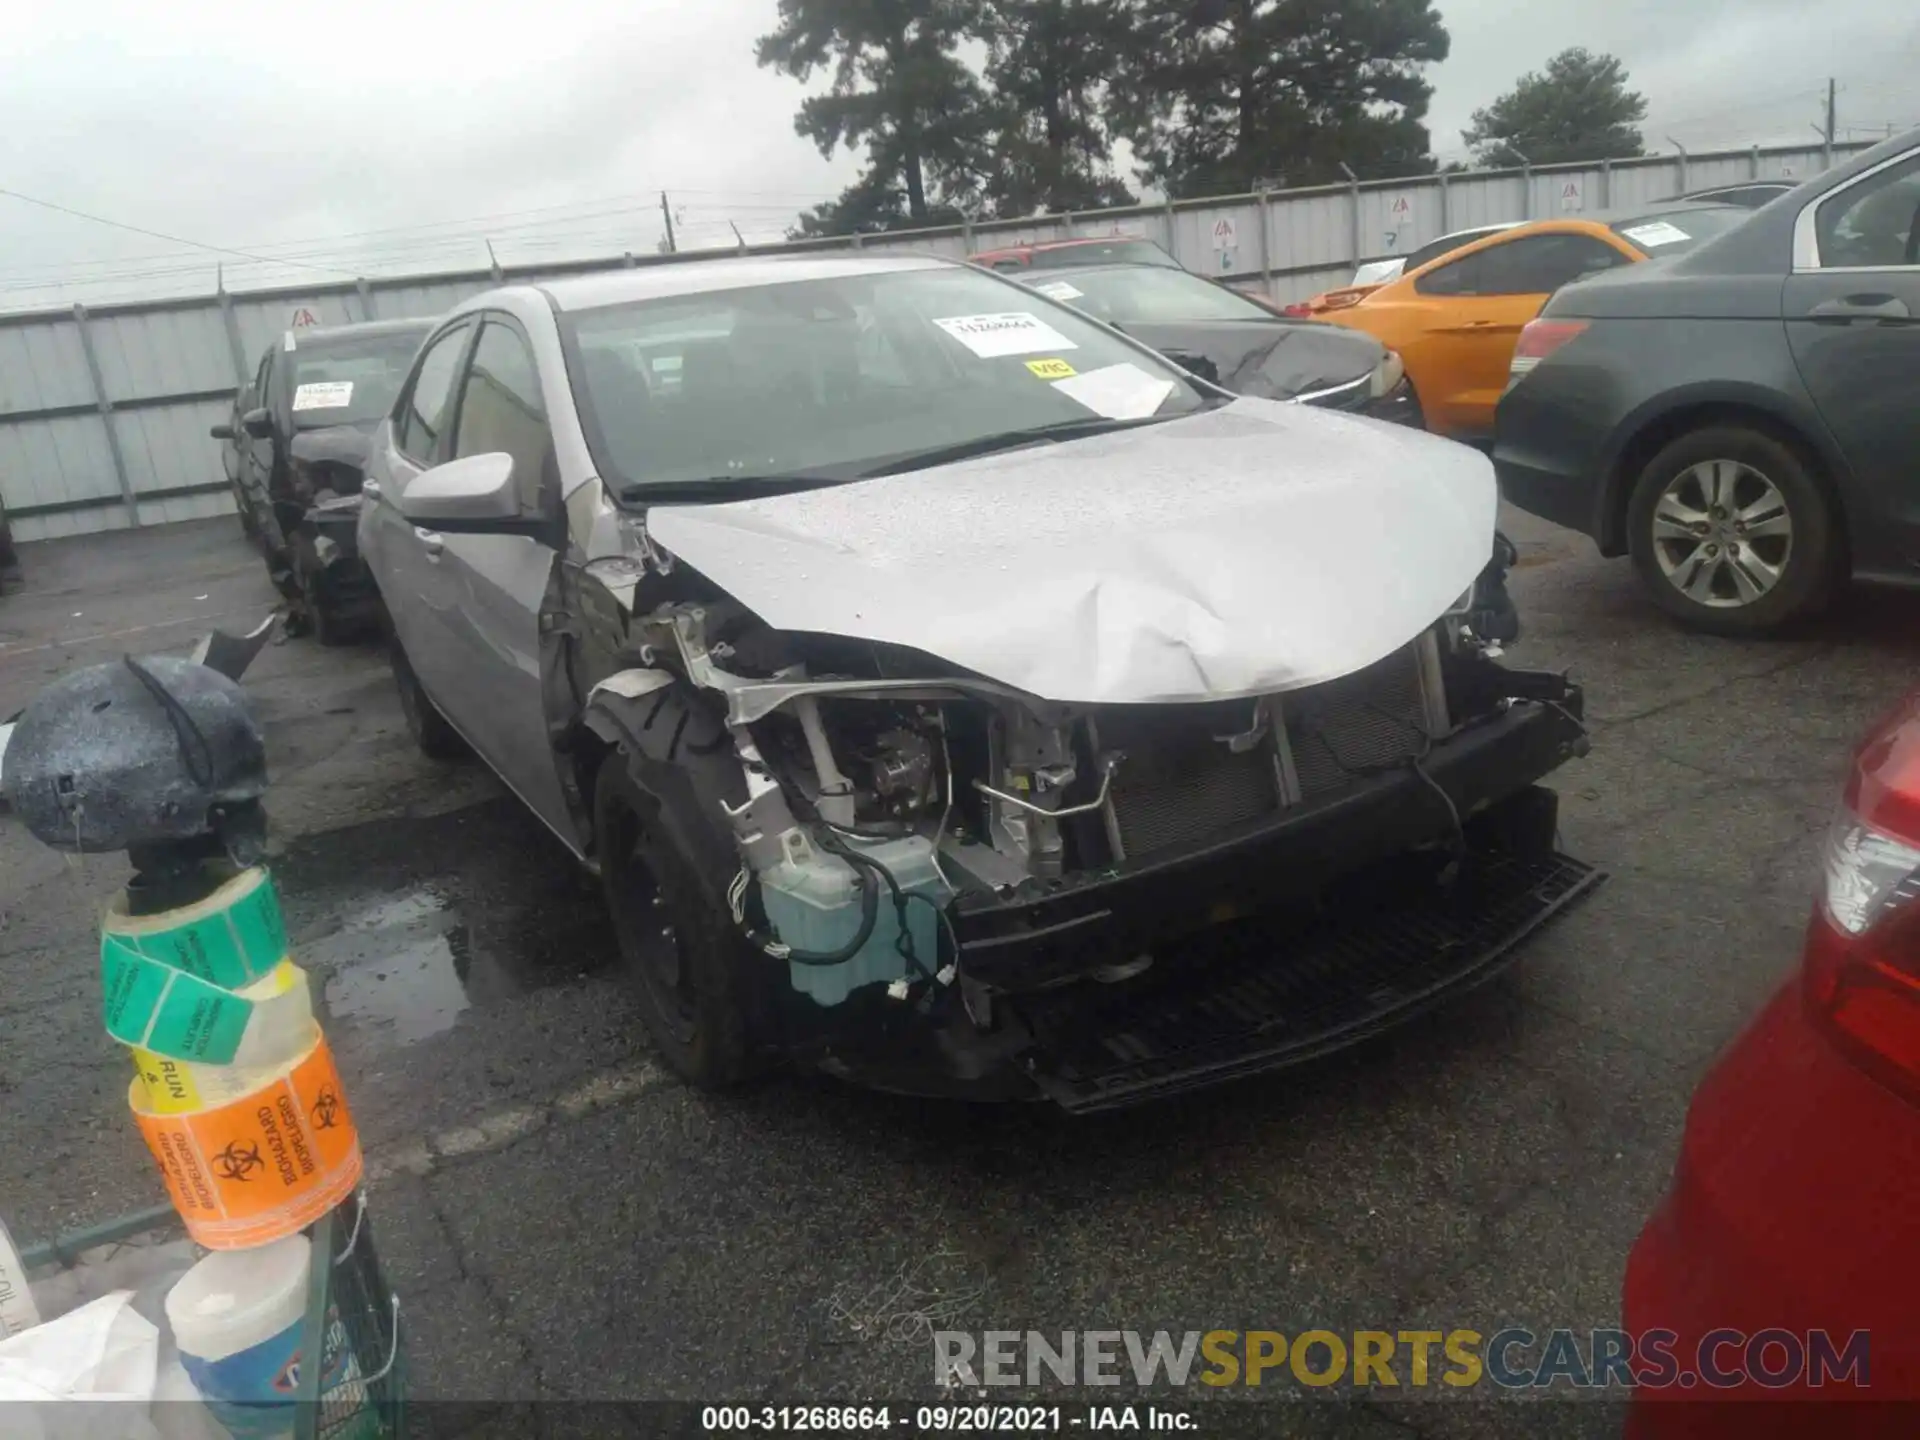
(1508, 318), (1590, 378)
(1805, 806), (1920, 1099)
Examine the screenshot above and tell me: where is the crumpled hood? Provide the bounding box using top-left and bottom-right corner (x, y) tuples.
(288, 422), (375, 469)
(647, 399), (1497, 706)
(1118, 319), (1384, 401)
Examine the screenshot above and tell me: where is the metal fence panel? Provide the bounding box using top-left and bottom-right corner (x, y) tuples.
(91, 306), (238, 403)
(0, 318), (94, 416)
(0, 138), (1878, 542)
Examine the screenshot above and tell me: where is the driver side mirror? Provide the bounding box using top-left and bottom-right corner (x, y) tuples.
(241, 408), (274, 439)
(399, 452), (518, 527)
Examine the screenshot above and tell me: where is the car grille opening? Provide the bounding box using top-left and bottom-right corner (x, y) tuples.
(1093, 642), (1436, 860)
(1095, 702), (1281, 857)
(1284, 644), (1432, 799)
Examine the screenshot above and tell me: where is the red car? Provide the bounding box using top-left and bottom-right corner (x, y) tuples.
(1624, 688), (1920, 1423)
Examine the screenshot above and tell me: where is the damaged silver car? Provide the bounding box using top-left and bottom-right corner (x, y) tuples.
(359, 255), (1600, 1110)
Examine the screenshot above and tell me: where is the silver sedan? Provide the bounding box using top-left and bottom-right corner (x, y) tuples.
(358, 254), (1587, 1107)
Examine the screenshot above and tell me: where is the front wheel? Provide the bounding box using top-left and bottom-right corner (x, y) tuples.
(594, 749), (760, 1088)
(1626, 425), (1839, 635)
(387, 632), (467, 759)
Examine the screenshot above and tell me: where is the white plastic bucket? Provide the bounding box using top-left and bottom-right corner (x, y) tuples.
(165, 1235), (317, 1439)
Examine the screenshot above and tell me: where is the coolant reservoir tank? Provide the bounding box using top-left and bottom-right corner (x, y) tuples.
(759, 835), (952, 1007)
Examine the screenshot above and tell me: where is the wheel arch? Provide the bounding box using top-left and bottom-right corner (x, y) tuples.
(579, 671), (744, 901)
(1595, 384), (1853, 562)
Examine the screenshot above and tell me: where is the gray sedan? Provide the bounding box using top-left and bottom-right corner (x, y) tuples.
(1496, 127), (1920, 633)
(358, 254), (1594, 1105)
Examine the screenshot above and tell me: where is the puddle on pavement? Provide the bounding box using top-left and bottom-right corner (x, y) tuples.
(282, 805), (617, 1052)
(304, 887), (476, 1047)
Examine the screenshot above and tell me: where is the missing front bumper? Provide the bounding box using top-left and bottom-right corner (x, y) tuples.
(1012, 841), (1602, 1112)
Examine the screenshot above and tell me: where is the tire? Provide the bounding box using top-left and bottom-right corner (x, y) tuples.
(593, 700), (766, 1089)
(387, 633), (468, 759)
(1626, 425), (1839, 636)
(312, 598), (352, 648)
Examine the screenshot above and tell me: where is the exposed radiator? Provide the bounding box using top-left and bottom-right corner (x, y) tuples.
(1094, 701), (1281, 857)
(1283, 643), (1435, 800)
(1094, 639), (1444, 860)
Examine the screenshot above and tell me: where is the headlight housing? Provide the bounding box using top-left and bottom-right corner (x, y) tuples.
(1368, 351), (1407, 399)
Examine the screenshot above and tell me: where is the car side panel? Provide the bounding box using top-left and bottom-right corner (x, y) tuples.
(1494, 319), (1877, 566)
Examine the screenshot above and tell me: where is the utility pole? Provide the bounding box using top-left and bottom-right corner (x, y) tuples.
(660, 192), (677, 254)
(1823, 78), (1837, 167)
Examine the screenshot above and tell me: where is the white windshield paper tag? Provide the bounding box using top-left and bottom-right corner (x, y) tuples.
(1051, 363), (1176, 421)
(933, 312), (1077, 359)
(1034, 281), (1083, 301)
(291, 381), (354, 411)
(1619, 220), (1691, 249)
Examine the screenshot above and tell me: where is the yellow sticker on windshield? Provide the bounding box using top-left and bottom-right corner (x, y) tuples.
(1026, 358), (1077, 380)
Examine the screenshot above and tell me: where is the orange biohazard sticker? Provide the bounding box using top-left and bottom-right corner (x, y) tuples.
(129, 1032), (361, 1251)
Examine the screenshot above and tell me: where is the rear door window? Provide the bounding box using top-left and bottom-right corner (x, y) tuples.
(1815, 153), (1920, 269)
(1417, 234), (1627, 296)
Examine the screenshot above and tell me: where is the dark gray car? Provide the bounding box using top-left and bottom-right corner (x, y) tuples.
(1495, 127), (1920, 633)
(1017, 263), (1421, 425)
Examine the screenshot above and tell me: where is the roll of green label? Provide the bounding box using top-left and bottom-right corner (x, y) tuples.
(100, 866), (288, 992)
(102, 940), (314, 1067)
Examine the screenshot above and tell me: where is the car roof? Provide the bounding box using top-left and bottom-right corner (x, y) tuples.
(972, 235), (1159, 257)
(528, 253), (952, 312)
(1014, 261), (1199, 281)
(286, 317), (435, 349)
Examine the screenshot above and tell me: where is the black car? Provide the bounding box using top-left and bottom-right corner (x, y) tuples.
(1017, 262), (1421, 425)
(217, 380), (260, 539)
(213, 319), (432, 642)
(1495, 128), (1920, 633)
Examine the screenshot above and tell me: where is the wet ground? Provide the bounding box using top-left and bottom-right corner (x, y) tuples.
(3, 514), (1918, 1438)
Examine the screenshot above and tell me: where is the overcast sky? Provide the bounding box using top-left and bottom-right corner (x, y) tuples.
(0, 0), (1912, 309)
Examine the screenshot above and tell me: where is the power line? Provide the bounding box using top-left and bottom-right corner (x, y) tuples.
(0, 185), (362, 279)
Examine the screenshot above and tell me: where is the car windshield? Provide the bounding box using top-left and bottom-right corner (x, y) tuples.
(1608, 207), (1750, 256)
(1027, 267), (1274, 325)
(288, 332), (427, 428)
(1024, 240), (1180, 270)
(562, 265), (1212, 499)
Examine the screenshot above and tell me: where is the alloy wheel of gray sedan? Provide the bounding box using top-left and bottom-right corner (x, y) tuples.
(1649, 459), (1794, 608)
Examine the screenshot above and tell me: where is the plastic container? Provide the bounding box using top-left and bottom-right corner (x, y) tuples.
(759, 835), (951, 1006)
(168, 1235), (345, 1440)
(0, 1215), (40, 1337)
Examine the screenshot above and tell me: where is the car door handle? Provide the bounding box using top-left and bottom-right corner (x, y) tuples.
(414, 526), (445, 559)
(1808, 294), (1912, 323)
(361, 478), (382, 501)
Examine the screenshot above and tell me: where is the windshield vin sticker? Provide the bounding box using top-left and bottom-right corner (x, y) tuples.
(291, 381), (354, 411)
(1051, 363), (1176, 420)
(1033, 280), (1083, 301)
(1619, 220), (1691, 249)
(933, 312), (1078, 358)
(1026, 358), (1077, 379)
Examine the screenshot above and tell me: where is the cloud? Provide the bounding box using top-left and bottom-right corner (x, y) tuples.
(0, 0), (1913, 308)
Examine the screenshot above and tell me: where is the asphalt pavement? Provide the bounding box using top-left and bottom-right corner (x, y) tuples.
(2, 510), (1915, 1440)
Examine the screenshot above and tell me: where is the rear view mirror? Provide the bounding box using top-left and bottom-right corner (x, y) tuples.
(241, 408), (273, 439)
(399, 453), (518, 526)
(209, 423), (235, 440)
